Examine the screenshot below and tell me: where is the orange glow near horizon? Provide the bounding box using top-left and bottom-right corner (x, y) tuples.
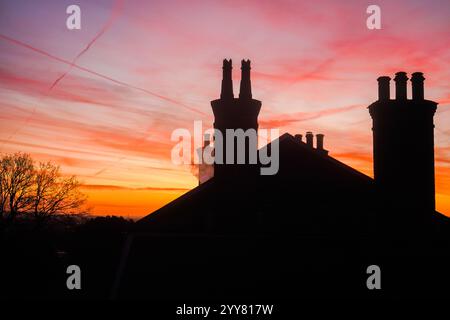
(0, 0), (448, 218)
(81, 186), (190, 219)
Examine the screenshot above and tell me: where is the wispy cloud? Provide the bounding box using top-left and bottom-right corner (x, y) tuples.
(0, 33), (208, 116)
(260, 104), (362, 128)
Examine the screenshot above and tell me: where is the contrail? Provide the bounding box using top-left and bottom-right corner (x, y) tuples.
(2, 0), (126, 150)
(0, 33), (208, 116)
(49, 0), (125, 91)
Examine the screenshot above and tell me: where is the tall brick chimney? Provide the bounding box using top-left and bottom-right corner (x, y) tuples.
(211, 59), (262, 179)
(369, 72), (438, 221)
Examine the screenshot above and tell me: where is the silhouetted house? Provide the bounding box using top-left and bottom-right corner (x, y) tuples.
(116, 60), (449, 300)
(137, 61), (444, 235)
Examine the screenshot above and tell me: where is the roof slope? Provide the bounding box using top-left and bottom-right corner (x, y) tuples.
(137, 132), (375, 233)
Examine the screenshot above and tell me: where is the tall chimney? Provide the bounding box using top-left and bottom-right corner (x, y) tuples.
(377, 76), (391, 100)
(316, 134), (324, 150)
(369, 72), (438, 222)
(394, 71), (408, 100)
(239, 59), (252, 99)
(306, 132), (314, 147)
(221, 59), (234, 99)
(211, 59), (262, 180)
(411, 72), (425, 100)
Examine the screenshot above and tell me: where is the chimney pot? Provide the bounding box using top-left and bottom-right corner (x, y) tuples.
(316, 134), (324, 150)
(239, 59), (252, 99)
(306, 131), (314, 147)
(411, 72), (425, 100)
(394, 71), (408, 100)
(294, 134), (303, 142)
(220, 59), (234, 99)
(377, 76), (391, 100)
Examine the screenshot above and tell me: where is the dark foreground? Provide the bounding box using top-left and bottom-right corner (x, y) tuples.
(1, 215), (450, 301)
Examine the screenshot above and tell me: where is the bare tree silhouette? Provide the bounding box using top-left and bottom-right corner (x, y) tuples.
(31, 161), (87, 227)
(0, 153), (34, 225)
(0, 153), (87, 229)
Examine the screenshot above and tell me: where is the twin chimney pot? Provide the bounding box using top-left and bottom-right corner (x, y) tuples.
(220, 59), (253, 100)
(212, 59), (262, 179)
(377, 71), (426, 101)
(300, 131), (328, 155)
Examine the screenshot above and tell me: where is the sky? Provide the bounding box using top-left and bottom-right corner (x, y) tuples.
(0, 0), (449, 218)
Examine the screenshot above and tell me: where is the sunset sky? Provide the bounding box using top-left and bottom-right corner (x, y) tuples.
(0, 0), (449, 218)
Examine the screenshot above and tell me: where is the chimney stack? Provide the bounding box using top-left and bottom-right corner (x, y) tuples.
(220, 59), (234, 99)
(239, 59), (252, 99)
(377, 76), (391, 100)
(316, 134), (324, 150)
(306, 131), (314, 147)
(411, 72), (425, 100)
(369, 72), (438, 217)
(211, 59), (262, 180)
(394, 71), (408, 100)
